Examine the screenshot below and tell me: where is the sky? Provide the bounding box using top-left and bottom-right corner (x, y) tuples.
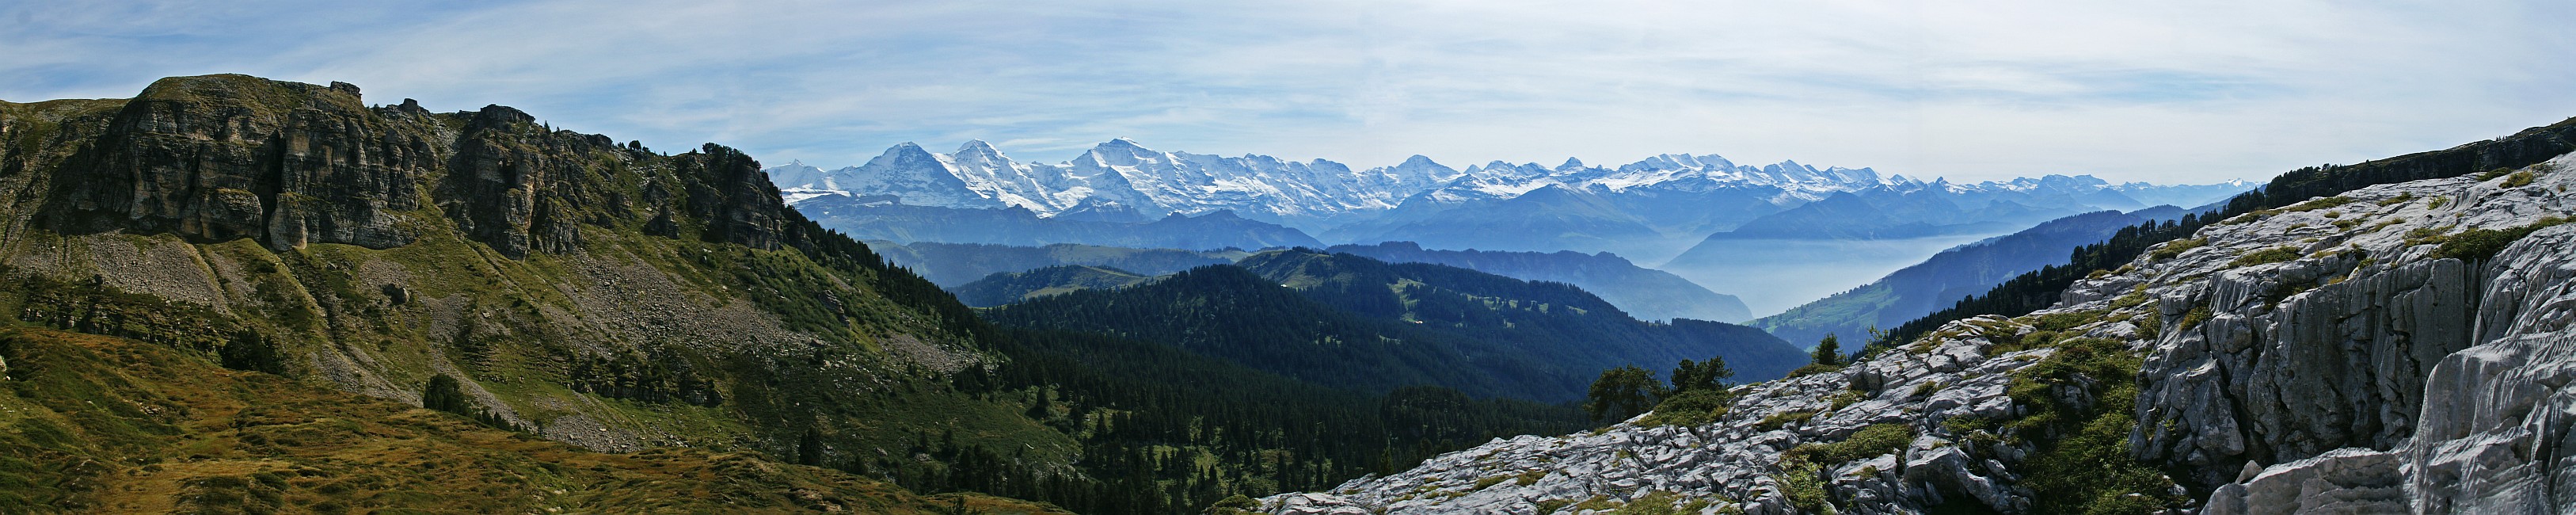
(5, 1), (2573, 185)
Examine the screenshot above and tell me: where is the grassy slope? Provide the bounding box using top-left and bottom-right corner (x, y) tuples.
(0, 76), (1081, 503)
(0, 327), (1066, 514)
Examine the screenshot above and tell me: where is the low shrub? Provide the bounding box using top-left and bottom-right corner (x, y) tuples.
(2227, 246), (2301, 267)
(2148, 238), (2206, 261)
(1754, 410), (1819, 432)
(2178, 305), (2213, 332)
(1783, 423), (1913, 466)
(1785, 363), (1845, 379)
(1638, 389), (1734, 428)
(2431, 217), (2569, 261)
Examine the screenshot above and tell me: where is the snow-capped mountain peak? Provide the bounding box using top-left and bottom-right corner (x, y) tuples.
(763, 140), (2251, 231)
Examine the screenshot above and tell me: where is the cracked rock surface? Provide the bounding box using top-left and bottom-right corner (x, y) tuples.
(1266, 154), (2576, 514)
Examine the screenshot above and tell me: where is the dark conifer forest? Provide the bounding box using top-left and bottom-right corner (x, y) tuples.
(854, 328), (1586, 514)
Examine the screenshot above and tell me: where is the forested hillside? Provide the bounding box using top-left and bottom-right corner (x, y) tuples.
(984, 250), (1805, 401)
(1326, 242), (1751, 322)
(868, 240), (1244, 286)
(954, 265), (1155, 306)
(972, 329), (1588, 513)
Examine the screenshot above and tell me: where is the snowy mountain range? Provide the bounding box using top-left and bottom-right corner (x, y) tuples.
(771, 139), (2255, 319)
(771, 139), (2247, 234)
(768, 139), (1460, 227)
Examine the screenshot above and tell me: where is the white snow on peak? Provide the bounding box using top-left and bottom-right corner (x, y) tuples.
(762, 141), (2232, 225)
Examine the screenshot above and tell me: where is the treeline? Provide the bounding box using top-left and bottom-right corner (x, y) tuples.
(1242, 250), (1805, 392)
(1884, 213), (2211, 344)
(983, 265), (1531, 398)
(854, 328), (1586, 514)
(984, 251), (1805, 402)
(1883, 115), (2576, 348)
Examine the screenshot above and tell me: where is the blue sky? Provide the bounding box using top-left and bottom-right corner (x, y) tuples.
(6, 0), (2572, 184)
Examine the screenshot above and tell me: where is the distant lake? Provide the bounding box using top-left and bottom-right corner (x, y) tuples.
(1657, 234), (2002, 317)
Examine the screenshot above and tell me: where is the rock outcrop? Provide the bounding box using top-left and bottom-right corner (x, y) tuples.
(2176, 159), (2576, 513)
(38, 74), (435, 250)
(1260, 150), (2576, 513)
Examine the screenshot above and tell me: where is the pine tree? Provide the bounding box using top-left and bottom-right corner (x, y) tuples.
(1810, 334), (1843, 367)
(423, 374), (469, 414)
(1584, 365), (1661, 423)
(1669, 357), (1734, 395)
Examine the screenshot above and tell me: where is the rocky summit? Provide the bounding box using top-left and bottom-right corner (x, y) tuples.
(1254, 148), (2576, 513)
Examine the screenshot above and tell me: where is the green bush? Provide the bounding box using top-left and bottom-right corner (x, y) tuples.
(1607, 490), (1693, 515)
(2506, 171), (2536, 188)
(2228, 246), (2301, 267)
(1775, 458), (1833, 514)
(1825, 388), (1869, 410)
(2269, 196), (2354, 214)
(2431, 217), (2568, 261)
(1638, 389), (1734, 427)
(2148, 238), (2206, 261)
(1783, 423), (1912, 465)
(1206, 494), (1261, 514)
(1754, 410), (1819, 432)
(2479, 167), (2515, 181)
(1939, 416), (1992, 434)
(2404, 226), (2452, 246)
(2034, 311), (2099, 332)
(1785, 363), (1845, 378)
(2178, 306), (2213, 332)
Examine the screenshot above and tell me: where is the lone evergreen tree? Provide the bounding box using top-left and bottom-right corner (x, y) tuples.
(423, 374), (469, 414)
(1669, 357), (1734, 395)
(1584, 365), (1662, 423)
(219, 330), (285, 375)
(1811, 334), (1844, 367)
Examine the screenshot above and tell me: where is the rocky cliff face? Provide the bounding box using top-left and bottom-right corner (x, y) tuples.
(2167, 158), (2576, 513)
(18, 75), (801, 260)
(1256, 151), (2576, 513)
(32, 76), (432, 250)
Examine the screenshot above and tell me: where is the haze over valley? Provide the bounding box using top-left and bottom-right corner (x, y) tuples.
(766, 139), (2250, 315)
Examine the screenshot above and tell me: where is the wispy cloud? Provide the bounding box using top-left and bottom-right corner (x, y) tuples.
(5, 0), (2570, 183)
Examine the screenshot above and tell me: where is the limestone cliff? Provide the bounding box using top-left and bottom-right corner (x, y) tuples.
(1256, 150), (2576, 513)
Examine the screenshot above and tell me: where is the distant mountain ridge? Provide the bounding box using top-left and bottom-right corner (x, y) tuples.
(953, 265), (1154, 307)
(766, 140), (2253, 257)
(1746, 208), (2169, 346)
(866, 241), (1245, 286)
(793, 196), (1322, 250)
(1325, 242), (1752, 322)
